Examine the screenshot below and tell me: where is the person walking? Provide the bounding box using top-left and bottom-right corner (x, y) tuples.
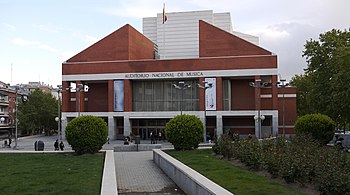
(8, 137), (12, 148)
(59, 141), (65, 151)
(54, 140), (59, 151)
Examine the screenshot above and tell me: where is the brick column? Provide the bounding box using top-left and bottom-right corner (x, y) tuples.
(124, 79), (132, 112)
(76, 81), (85, 114)
(62, 81), (70, 112)
(254, 75), (261, 110)
(272, 75), (278, 110)
(216, 77), (223, 111)
(108, 80), (114, 112)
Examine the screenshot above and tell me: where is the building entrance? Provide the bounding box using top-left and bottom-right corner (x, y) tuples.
(131, 119), (169, 140)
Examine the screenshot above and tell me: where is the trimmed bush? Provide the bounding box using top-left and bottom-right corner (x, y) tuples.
(65, 116), (108, 155)
(213, 134), (350, 194)
(165, 114), (203, 150)
(295, 113), (336, 145)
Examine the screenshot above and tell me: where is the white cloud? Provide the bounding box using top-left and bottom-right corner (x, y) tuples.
(99, 0), (164, 18)
(2, 23), (15, 30)
(85, 35), (99, 46)
(60, 51), (76, 62)
(33, 24), (62, 33)
(12, 38), (58, 53)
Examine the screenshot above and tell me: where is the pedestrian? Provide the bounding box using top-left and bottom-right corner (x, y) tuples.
(59, 141), (65, 151)
(107, 136), (110, 144)
(8, 137), (12, 148)
(54, 139), (59, 151)
(150, 131), (154, 144)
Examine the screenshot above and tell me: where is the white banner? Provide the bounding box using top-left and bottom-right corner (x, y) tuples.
(205, 78), (216, 111)
(114, 80), (124, 112)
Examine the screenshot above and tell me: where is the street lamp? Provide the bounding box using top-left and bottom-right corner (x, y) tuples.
(249, 79), (268, 139)
(172, 81), (191, 115)
(14, 86), (19, 149)
(56, 85), (62, 140)
(67, 83), (86, 117)
(197, 81), (213, 143)
(277, 79), (289, 136)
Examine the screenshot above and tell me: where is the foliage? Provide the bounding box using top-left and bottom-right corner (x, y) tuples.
(65, 116), (108, 154)
(294, 113), (336, 145)
(0, 153), (104, 194)
(213, 134), (350, 194)
(165, 114), (203, 150)
(18, 89), (58, 135)
(212, 133), (234, 158)
(291, 28), (350, 128)
(166, 149), (305, 195)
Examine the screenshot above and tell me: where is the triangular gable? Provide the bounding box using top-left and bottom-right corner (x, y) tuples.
(199, 20), (272, 57)
(67, 24), (154, 62)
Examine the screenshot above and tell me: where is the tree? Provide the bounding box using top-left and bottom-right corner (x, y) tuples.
(18, 89), (58, 135)
(65, 116), (108, 155)
(165, 114), (203, 150)
(292, 28), (350, 129)
(294, 114), (336, 145)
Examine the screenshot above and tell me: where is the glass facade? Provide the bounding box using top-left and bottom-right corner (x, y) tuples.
(132, 80), (199, 111)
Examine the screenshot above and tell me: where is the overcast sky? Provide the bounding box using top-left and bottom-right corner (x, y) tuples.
(1, 0), (349, 87)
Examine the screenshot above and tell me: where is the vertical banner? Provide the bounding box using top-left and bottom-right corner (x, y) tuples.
(205, 78), (216, 110)
(114, 80), (124, 112)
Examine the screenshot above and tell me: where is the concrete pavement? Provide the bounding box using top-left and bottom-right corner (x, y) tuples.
(115, 151), (184, 194)
(0, 135), (186, 194)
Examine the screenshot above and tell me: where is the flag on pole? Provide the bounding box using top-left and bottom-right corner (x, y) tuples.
(162, 3), (167, 24)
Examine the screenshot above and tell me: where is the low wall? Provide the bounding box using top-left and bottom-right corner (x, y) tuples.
(114, 144), (161, 152)
(100, 150), (118, 195)
(153, 149), (233, 195)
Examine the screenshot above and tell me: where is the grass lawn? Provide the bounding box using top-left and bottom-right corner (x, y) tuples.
(166, 149), (305, 195)
(0, 153), (105, 195)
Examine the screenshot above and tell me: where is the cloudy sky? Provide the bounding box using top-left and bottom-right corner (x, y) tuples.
(1, 0), (349, 87)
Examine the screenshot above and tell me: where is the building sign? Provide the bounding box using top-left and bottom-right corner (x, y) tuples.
(205, 78), (216, 111)
(114, 80), (124, 111)
(125, 71), (204, 79)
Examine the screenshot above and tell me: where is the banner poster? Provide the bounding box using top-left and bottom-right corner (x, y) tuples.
(205, 78), (216, 111)
(114, 80), (124, 112)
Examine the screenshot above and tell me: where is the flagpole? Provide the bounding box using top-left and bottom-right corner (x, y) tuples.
(162, 3), (165, 59)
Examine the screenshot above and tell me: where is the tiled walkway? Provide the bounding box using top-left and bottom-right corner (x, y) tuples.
(114, 151), (184, 194)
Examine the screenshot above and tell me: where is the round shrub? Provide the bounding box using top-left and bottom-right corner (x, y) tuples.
(65, 116), (108, 154)
(294, 113), (335, 145)
(165, 114), (203, 150)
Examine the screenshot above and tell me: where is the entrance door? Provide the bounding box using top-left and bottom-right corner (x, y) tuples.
(139, 128), (148, 140)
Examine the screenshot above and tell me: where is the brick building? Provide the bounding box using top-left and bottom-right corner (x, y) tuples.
(61, 10), (296, 141)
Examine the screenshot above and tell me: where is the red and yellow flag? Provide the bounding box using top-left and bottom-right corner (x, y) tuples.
(162, 3), (167, 24)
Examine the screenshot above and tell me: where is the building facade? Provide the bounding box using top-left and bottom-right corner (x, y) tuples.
(61, 10), (296, 141)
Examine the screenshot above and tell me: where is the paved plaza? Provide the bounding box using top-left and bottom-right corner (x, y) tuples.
(0, 135), (184, 194)
(115, 151), (184, 194)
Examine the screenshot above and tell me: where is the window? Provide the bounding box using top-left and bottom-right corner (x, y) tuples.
(132, 80), (199, 111)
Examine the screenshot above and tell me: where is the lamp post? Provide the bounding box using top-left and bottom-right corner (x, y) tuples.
(14, 86), (19, 149)
(67, 84), (85, 117)
(277, 79), (289, 136)
(197, 81), (213, 143)
(56, 85), (62, 140)
(172, 81), (191, 115)
(249, 79), (268, 139)
(76, 84), (84, 117)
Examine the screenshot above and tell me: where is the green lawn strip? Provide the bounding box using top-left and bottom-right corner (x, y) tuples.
(166, 149), (305, 195)
(0, 153), (105, 195)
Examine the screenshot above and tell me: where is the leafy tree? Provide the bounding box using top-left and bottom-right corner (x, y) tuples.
(165, 114), (203, 150)
(294, 113), (336, 145)
(292, 29), (350, 129)
(65, 116), (108, 155)
(18, 89), (58, 135)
